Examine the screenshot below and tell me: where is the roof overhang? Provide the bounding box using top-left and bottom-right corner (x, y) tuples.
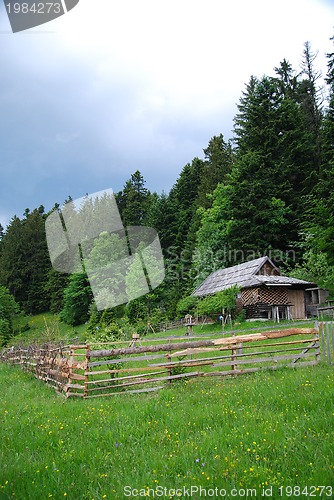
(305, 287), (328, 291)
(265, 283), (292, 286)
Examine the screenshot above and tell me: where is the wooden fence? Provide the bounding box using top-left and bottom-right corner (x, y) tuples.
(319, 321), (334, 366)
(1, 324), (329, 399)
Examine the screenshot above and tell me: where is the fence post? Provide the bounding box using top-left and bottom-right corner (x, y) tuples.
(320, 322), (326, 363)
(167, 339), (172, 384)
(332, 322), (334, 365)
(231, 343), (237, 374)
(84, 344), (90, 399)
(67, 346), (75, 398)
(325, 323), (332, 365)
(314, 321), (320, 364)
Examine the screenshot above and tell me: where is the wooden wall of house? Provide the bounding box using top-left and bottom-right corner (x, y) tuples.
(241, 288), (260, 306)
(241, 286), (307, 320)
(287, 289), (306, 319)
(257, 261), (280, 276)
(241, 286), (289, 306)
(259, 287), (289, 304)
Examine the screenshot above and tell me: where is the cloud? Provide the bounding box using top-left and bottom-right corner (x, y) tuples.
(0, 0), (333, 229)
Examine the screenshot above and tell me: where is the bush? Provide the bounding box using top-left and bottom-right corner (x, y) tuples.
(125, 297), (145, 322)
(176, 296), (199, 317)
(288, 250), (334, 294)
(197, 286), (240, 318)
(86, 322), (124, 343)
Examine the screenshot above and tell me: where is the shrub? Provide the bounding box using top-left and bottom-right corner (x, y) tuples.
(197, 286), (240, 318)
(176, 296), (199, 317)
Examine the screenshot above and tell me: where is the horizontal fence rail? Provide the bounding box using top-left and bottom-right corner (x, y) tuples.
(0, 324), (328, 399)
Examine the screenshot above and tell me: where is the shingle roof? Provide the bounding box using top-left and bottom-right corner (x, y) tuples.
(192, 256), (315, 297)
(253, 275), (314, 286)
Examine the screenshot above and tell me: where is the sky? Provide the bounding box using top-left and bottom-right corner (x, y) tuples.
(0, 0), (333, 229)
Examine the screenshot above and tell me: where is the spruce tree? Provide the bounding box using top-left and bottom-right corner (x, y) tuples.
(299, 41), (323, 175)
(310, 34), (334, 263)
(116, 170), (151, 226)
(0, 216), (26, 305)
(60, 273), (93, 326)
(23, 207), (52, 313)
(145, 191), (177, 252)
(197, 134), (233, 209)
(0, 286), (19, 346)
(168, 157), (205, 252)
(0, 208), (52, 313)
(194, 56), (323, 276)
(231, 74), (299, 252)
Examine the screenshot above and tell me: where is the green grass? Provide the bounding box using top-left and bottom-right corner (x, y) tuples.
(145, 318), (315, 339)
(12, 312), (88, 346)
(0, 362), (333, 499)
(11, 311), (316, 347)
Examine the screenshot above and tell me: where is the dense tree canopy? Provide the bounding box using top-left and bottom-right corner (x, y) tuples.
(0, 285), (19, 346)
(0, 207), (51, 314)
(0, 35), (333, 340)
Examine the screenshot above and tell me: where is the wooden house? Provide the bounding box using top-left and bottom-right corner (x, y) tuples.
(192, 256), (324, 320)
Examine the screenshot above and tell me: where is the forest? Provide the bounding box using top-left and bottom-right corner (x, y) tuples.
(0, 39), (333, 345)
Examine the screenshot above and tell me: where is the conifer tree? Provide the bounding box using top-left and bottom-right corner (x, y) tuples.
(197, 134), (233, 209)
(22, 207), (51, 313)
(0, 216), (25, 303)
(60, 273), (93, 326)
(116, 170), (151, 226)
(0, 208), (52, 313)
(307, 34), (334, 264)
(300, 42), (323, 169)
(145, 191), (177, 252)
(168, 157), (205, 252)
(194, 55), (324, 279)
(0, 285), (19, 346)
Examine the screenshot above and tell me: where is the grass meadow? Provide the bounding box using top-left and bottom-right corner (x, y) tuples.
(0, 361), (333, 499)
